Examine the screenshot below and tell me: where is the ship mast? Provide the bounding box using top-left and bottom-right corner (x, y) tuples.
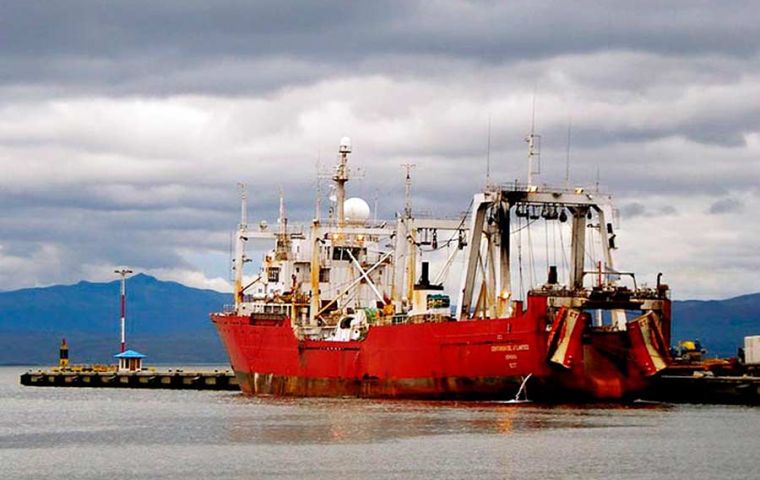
(402, 163), (415, 219)
(526, 96), (541, 188)
(334, 137), (351, 227)
(310, 138), (351, 324)
(278, 188), (287, 236)
(315, 156), (322, 222)
(233, 183), (248, 309)
(401, 163), (416, 301)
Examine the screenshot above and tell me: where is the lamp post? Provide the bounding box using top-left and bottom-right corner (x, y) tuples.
(114, 268), (133, 352)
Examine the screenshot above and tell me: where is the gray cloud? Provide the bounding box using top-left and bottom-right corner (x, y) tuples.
(2, 1), (760, 96)
(619, 201), (678, 220)
(708, 197), (744, 214)
(621, 202), (647, 219)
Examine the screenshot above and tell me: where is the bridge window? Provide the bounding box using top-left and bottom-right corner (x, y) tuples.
(319, 268), (330, 283)
(332, 247), (363, 261)
(267, 267), (280, 283)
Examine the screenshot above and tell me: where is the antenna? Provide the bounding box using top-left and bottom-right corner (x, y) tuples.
(315, 149), (339, 223)
(238, 182), (248, 228)
(278, 186), (287, 235)
(401, 163), (416, 218)
(565, 116), (572, 188)
(486, 114), (492, 187)
(525, 93), (541, 187)
(595, 165), (600, 193)
(334, 137), (352, 227)
(228, 229), (234, 282)
(373, 188), (379, 224)
(233, 185), (249, 309)
(315, 153), (322, 221)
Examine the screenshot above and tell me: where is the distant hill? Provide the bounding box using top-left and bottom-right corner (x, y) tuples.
(672, 292), (760, 358)
(0, 274), (230, 365)
(0, 274), (758, 364)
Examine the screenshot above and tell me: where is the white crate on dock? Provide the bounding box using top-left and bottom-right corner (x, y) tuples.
(744, 336), (760, 365)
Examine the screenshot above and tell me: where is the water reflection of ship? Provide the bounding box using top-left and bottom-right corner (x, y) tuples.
(221, 398), (524, 444)
(220, 397), (671, 445)
(212, 135), (671, 401)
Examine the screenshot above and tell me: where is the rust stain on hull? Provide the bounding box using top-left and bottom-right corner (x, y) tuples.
(237, 371), (528, 400)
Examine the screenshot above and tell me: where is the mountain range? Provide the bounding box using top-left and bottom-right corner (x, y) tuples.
(0, 274), (229, 365)
(0, 274), (758, 365)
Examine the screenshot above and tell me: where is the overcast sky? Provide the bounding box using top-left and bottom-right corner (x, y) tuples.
(1, 1), (759, 299)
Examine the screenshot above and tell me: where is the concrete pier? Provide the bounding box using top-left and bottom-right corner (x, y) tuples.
(20, 369), (240, 391)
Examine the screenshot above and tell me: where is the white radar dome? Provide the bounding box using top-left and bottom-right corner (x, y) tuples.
(344, 197), (370, 225)
(339, 136), (352, 153)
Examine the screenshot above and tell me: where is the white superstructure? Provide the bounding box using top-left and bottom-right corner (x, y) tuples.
(228, 137), (650, 340)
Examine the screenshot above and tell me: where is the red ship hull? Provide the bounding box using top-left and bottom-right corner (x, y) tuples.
(212, 295), (670, 401)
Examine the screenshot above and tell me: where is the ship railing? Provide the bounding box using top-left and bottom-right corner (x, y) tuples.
(276, 223), (308, 235)
(582, 270), (638, 291)
(582, 270), (669, 300)
(248, 303), (293, 315)
(531, 271), (667, 302)
(222, 302), (295, 316)
(497, 180), (609, 196)
(316, 219), (396, 230)
(411, 211), (471, 221)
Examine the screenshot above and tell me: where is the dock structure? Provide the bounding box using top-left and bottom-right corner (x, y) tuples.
(19, 368), (760, 403)
(20, 369), (240, 391)
(647, 374), (760, 405)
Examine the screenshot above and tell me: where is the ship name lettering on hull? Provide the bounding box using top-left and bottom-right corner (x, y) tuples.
(490, 344), (530, 352)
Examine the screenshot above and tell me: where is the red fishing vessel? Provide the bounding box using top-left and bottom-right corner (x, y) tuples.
(212, 137), (671, 400)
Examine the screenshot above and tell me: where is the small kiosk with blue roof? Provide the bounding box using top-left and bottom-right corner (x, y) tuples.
(114, 350), (146, 372)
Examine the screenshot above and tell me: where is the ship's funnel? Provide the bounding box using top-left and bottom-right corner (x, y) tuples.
(418, 262), (431, 288)
(548, 265), (558, 285)
(414, 262), (443, 291)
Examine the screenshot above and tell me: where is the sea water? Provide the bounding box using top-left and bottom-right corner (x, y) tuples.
(1, 366), (758, 479)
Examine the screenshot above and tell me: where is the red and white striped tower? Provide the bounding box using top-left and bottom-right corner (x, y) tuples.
(114, 268), (133, 353)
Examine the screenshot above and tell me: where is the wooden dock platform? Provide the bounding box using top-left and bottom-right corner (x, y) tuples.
(20, 369), (240, 391)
